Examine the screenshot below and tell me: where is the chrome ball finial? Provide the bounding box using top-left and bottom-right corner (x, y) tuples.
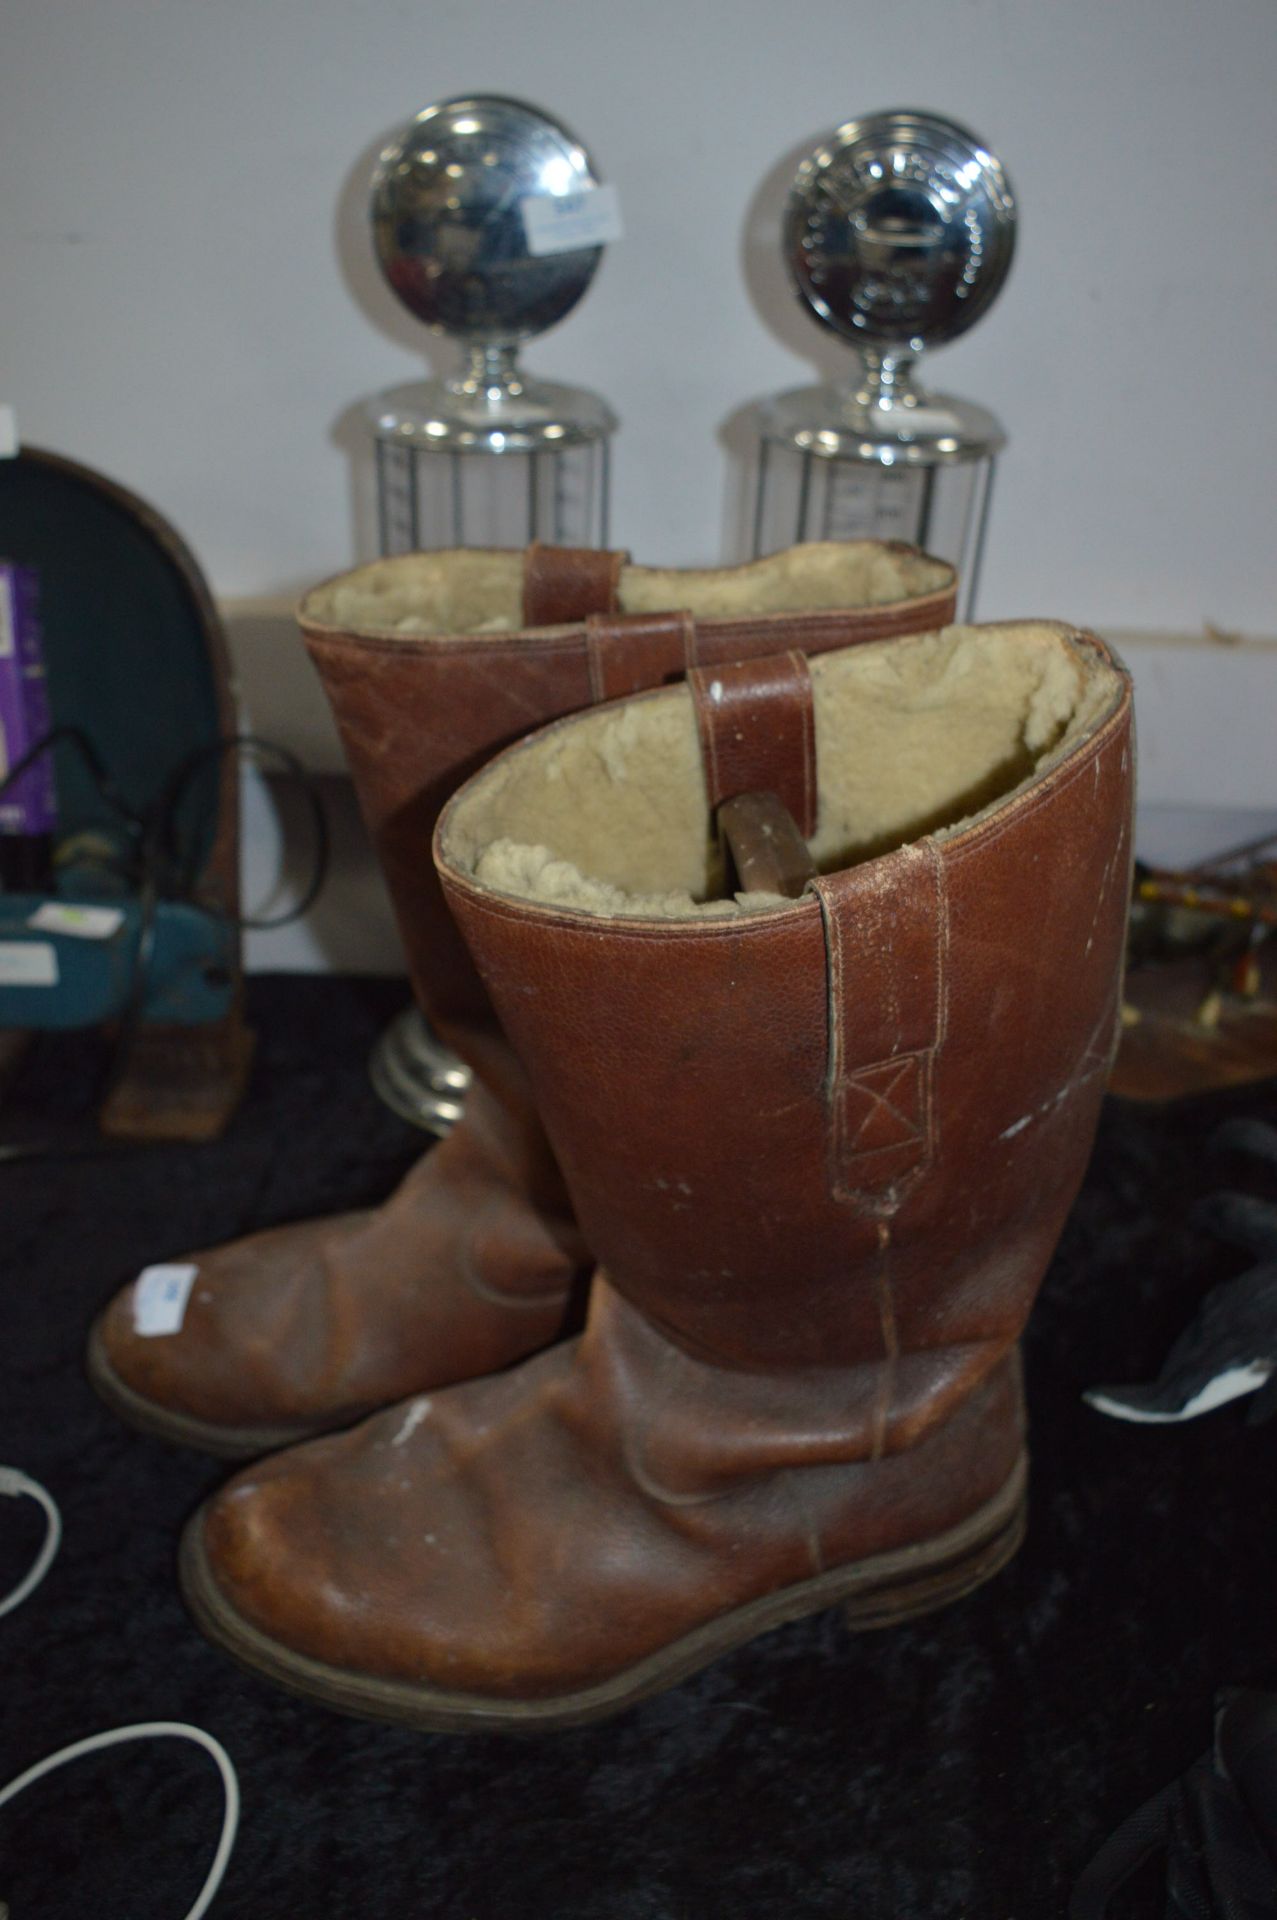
(783, 110), (1017, 357)
(370, 94), (606, 351)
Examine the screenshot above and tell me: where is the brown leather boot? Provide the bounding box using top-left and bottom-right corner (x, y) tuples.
(90, 541), (955, 1454)
(182, 617), (1133, 1726)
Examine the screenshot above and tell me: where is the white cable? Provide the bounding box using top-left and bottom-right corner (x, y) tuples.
(0, 1721), (240, 1920)
(0, 1474), (238, 1916)
(0, 1466), (61, 1617)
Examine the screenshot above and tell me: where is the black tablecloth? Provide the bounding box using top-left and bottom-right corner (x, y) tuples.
(2, 975), (1274, 1918)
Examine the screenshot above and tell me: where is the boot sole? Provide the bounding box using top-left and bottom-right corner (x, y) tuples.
(86, 1313), (325, 1459)
(179, 1451), (1028, 1732)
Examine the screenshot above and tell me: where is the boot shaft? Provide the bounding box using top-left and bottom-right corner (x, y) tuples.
(298, 541), (955, 1055)
(437, 621), (1133, 1439)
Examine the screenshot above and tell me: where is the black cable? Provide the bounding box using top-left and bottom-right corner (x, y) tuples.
(1, 724), (330, 1090)
(0, 723), (147, 837)
(0, 726), (329, 931)
(154, 733), (331, 931)
(2, 725), (330, 1127)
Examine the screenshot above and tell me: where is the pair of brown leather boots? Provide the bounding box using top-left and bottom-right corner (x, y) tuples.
(89, 540), (1133, 1732)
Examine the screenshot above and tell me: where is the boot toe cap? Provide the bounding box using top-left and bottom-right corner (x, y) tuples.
(89, 1212), (376, 1438)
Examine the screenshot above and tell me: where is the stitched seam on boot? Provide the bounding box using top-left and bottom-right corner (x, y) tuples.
(814, 845), (945, 1204)
(870, 1219), (899, 1463)
(700, 681), (721, 800)
(586, 625), (606, 705)
(441, 886), (819, 945)
(305, 632), (592, 661)
(942, 707), (1130, 864)
(922, 837), (947, 1074)
(680, 610), (697, 673)
(586, 611), (699, 705)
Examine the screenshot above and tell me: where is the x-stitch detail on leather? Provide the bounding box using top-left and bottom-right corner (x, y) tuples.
(833, 1049), (934, 1198)
(844, 1055), (927, 1153)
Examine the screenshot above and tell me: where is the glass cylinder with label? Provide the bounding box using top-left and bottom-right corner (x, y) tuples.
(369, 351), (614, 556)
(365, 94), (618, 560)
(746, 110), (1015, 619)
(751, 356), (1003, 616)
(357, 93), (620, 1129)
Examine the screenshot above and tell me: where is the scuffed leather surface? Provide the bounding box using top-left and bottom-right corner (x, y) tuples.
(8, 976), (1277, 1915)
(95, 546), (952, 1445)
(202, 1291), (1024, 1696)
(98, 1079), (584, 1429)
(441, 639), (1134, 1441)
(301, 568), (958, 1043)
(195, 633), (1131, 1705)
(300, 551), (961, 1324)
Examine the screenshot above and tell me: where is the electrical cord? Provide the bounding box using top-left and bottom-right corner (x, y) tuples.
(0, 1467), (61, 1617)
(156, 732), (331, 931)
(0, 1471), (240, 1919)
(112, 732), (329, 1108)
(0, 1722), (239, 1920)
(1, 739), (260, 1913)
(0, 726), (330, 931)
(0, 723), (147, 839)
(1, 726), (331, 1111)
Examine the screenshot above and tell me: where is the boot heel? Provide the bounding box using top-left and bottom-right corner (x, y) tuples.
(840, 1491), (1028, 1633)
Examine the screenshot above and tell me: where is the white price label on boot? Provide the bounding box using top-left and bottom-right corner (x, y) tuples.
(133, 1264), (198, 1336)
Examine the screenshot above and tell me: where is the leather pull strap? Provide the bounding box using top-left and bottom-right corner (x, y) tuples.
(719, 793), (818, 899)
(522, 543), (628, 629)
(812, 840), (948, 1203)
(687, 651), (817, 840)
(585, 610), (697, 703)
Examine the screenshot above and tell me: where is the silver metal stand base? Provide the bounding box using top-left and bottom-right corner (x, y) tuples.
(369, 1007), (472, 1136)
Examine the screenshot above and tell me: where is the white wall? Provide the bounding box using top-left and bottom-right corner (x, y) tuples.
(5, 0), (1275, 625)
(5, 0), (1275, 973)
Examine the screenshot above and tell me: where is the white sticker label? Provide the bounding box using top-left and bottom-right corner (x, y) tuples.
(29, 902), (126, 941)
(520, 182), (623, 257)
(0, 941), (58, 986)
(132, 1264), (198, 1337)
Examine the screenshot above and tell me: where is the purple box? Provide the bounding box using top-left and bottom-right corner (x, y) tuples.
(0, 562), (56, 836)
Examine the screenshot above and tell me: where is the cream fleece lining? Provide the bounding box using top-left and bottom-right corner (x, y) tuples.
(300, 542), (951, 638)
(441, 623), (1123, 920)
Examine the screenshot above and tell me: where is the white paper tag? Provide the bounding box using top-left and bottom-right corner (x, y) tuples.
(521, 182), (623, 257)
(132, 1264), (198, 1337)
(0, 941), (58, 986)
(29, 902), (126, 941)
